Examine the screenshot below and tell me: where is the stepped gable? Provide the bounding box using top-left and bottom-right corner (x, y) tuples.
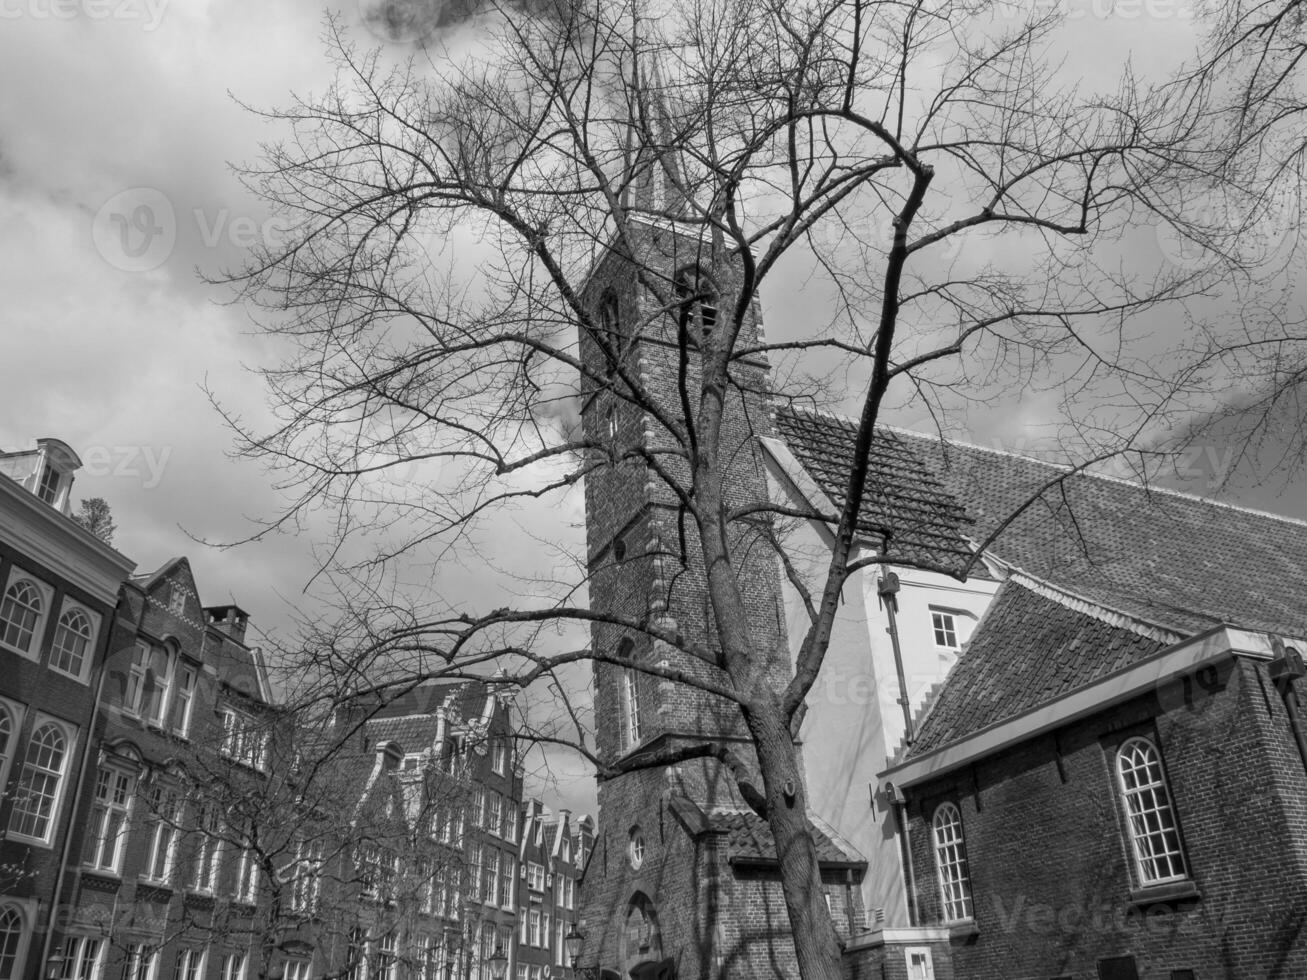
(773, 407), (978, 575)
(904, 581), (1168, 758)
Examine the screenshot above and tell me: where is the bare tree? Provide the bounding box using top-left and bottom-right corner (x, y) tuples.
(217, 0), (1237, 976)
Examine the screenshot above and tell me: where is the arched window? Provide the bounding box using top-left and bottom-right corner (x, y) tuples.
(1116, 737), (1188, 885)
(931, 803), (973, 922)
(597, 291), (624, 373)
(9, 720), (70, 842)
(50, 608), (93, 678)
(0, 904), (24, 980)
(0, 580), (44, 654)
(673, 266), (719, 336)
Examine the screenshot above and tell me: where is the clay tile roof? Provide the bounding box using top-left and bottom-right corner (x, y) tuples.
(708, 808), (865, 869)
(773, 408), (979, 575)
(905, 581), (1168, 758)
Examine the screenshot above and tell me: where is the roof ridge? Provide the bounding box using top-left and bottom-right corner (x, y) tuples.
(778, 406), (1307, 530)
(1000, 570), (1186, 644)
(880, 421), (1307, 532)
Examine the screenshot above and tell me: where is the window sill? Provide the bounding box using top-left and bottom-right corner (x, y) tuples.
(946, 919), (979, 939)
(6, 832), (54, 850)
(1128, 879), (1201, 909)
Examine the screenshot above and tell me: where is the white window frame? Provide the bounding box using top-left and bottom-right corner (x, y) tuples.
(905, 947), (935, 980)
(283, 960), (311, 980)
(143, 786), (181, 885)
(58, 935), (103, 980)
(220, 707), (268, 771)
(289, 838), (324, 913)
(49, 599), (100, 683)
(176, 947), (205, 980)
(0, 698), (26, 809)
(0, 899), (35, 980)
(85, 762), (136, 874)
(0, 570), (52, 661)
(234, 826), (259, 904)
(487, 793), (502, 838)
(191, 805), (222, 894)
(492, 741), (509, 776)
(8, 713), (77, 846)
(931, 803), (973, 923)
(929, 608), (959, 652)
(168, 663), (196, 738)
(125, 944), (160, 980)
(1116, 736), (1189, 887)
(218, 953), (246, 980)
(621, 668), (641, 748)
(499, 855), (515, 910)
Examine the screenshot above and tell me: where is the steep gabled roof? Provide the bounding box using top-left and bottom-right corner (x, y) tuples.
(775, 407), (1307, 639)
(773, 408), (977, 574)
(904, 581), (1169, 758)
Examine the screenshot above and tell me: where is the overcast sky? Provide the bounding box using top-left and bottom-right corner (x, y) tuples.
(2, 0), (1305, 816)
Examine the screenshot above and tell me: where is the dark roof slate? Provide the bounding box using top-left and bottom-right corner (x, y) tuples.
(897, 431), (1307, 638)
(905, 581), (1167, 757)
(773, 409), (979, 574)
(775, 407), (1307, 639)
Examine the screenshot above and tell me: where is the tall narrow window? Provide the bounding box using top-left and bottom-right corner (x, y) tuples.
(289, 838), (324, 913)
(376, 933), (397, 980)
(36, 466), (61, 505)
(621, 668), (641, 748)
(0, 905), (26, 980)
(144, 788), (180, 883)
(0, 579), (44, 655)
(218, 954), (245, 980)
(931, 803), (973, 922)
(125, 944), (159, 980)
(168, 665), (196, 737)
(50, 606), (94, 679)
(176, 948), (204, 980)
(85, 766), (134, 873)
(234, 824), (259, 903)
(346, 928), (367, 980)
(1116, 737), (1188, 885)
(191, 806), (221, 893)
(57, 936), (102, 980)
(10, 719), (72, 843)
(673, 267), (719, 336)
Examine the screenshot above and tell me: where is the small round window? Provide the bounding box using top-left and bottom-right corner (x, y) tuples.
(628, 830), (645, 870)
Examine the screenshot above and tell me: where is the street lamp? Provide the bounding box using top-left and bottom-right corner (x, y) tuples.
(44, 953), (64, 980)
(487, 945), (508, 980)
(564, 925), (583, 971)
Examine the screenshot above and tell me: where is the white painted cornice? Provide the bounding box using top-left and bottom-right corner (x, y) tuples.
(0, 477), (135, 606)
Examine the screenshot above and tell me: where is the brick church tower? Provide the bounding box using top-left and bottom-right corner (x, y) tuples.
(573, 132), (866, 976)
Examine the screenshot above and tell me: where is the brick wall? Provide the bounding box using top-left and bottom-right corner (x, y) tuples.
(901, 657), (1307, 979)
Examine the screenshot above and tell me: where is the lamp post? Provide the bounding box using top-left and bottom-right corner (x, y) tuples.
(487, 945), (508, 980)
(563, 925), (602, 980)
(44, 952), (64, 980)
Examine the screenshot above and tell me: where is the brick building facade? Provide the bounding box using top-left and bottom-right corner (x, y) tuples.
(574, 213), (866, 979)
(0, 440), (136, 980)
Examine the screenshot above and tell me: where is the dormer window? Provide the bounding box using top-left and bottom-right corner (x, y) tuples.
(36, 466), (61, 506)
